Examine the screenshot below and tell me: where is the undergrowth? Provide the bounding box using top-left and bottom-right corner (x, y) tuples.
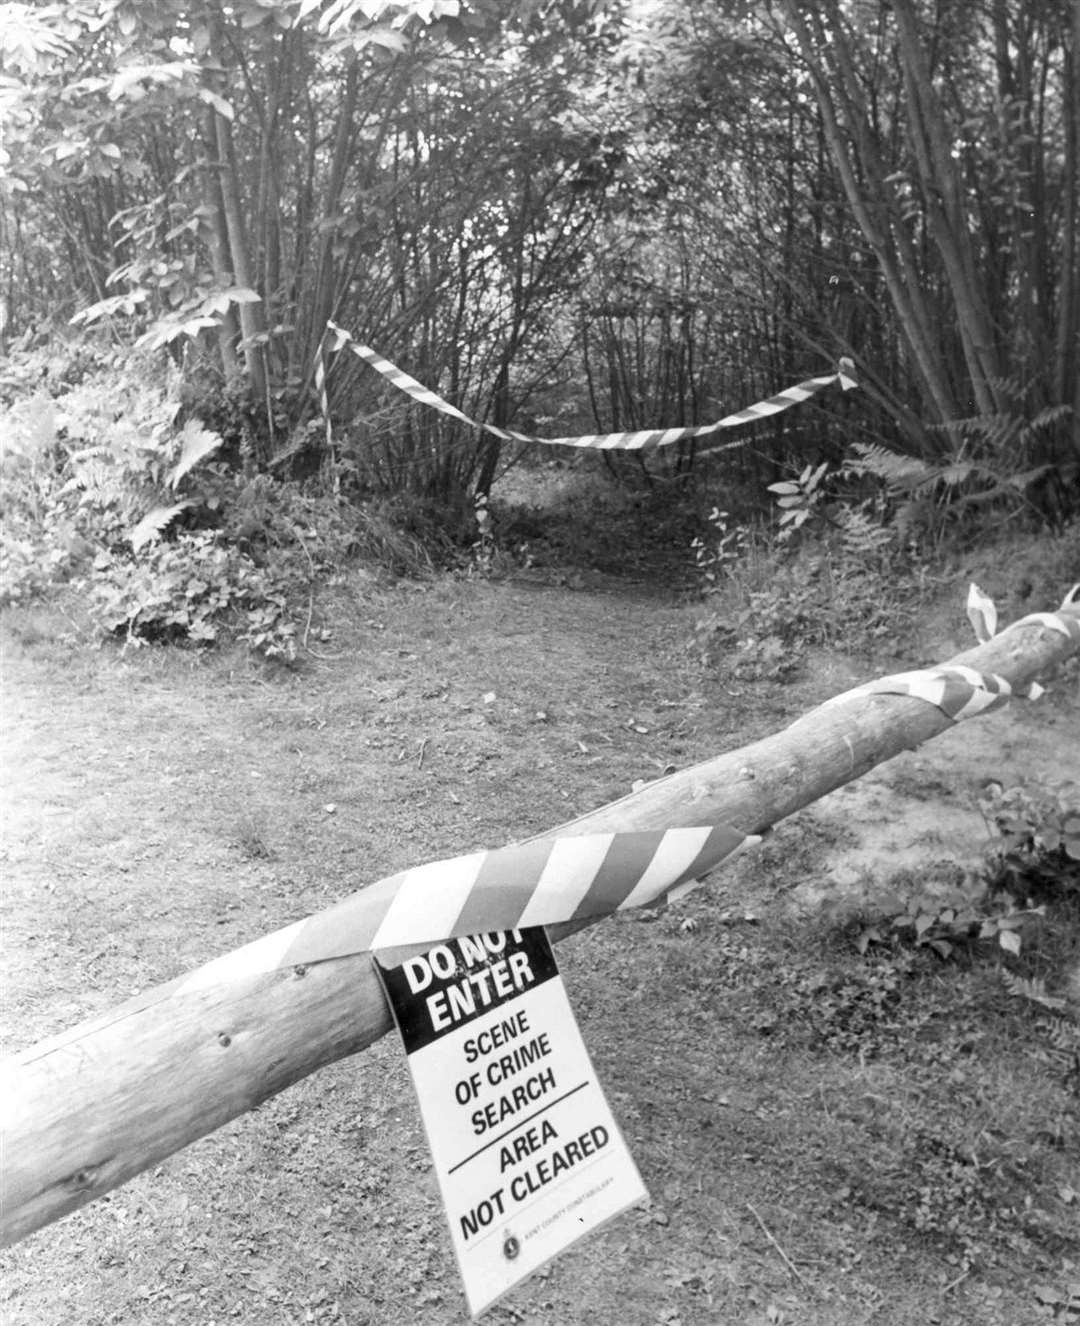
(690, 438), (1079, 681)
(663, 879), (1079, 1276)
(0, 346), (431, 658)
(698, 776), (1080, 1274)
(691, 499), (927, 679)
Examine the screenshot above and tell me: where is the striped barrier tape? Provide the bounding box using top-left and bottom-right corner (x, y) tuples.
(826, 664), (1015, 721)
(969, 580), (1080, 649)
(316, 339), (333, 452)
(320, 320), (857, 452)
(190, 823), (752, 981)
(29, 825), (755, 1045)
(29, 587), (1075, 1049)
(824, 585), (1080, 721)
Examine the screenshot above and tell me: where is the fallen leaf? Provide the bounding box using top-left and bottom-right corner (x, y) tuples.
(1034, 1285), (1062, 1305)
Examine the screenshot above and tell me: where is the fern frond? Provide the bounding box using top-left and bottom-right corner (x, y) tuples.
(984, 373), (1025, 400)
(936, 462), (979, 488)
(169, 419), (224, 489)
(837, 505), (894, 560)
(846, 442), (929, 492)
(1036, 1016), (1080, 1053)
(1002, 969), (1066, 1011)
(1020, 403), (1072, 442)
(931, 402), (1071, 454)
(130, 501), (193, 551)
(932, 416), (987, 439)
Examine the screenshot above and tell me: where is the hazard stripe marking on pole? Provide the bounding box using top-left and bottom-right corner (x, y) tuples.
(320, 321), (856, 452)
(26, 588), (1075, 1053)
(276, 823), (752, 968)
(24, 825), (754, 1042)
(827, 665), (1014, 721)
(824, 586), (1080, 721)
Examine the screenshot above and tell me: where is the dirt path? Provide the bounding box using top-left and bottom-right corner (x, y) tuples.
(2, 574), (1078, 1326)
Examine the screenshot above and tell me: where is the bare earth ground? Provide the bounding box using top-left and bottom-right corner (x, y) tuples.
(1, 562), (1079, 1326)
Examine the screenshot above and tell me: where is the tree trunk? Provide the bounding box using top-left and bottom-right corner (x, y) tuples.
(201, 108), (239, 379)
(207, 15), (268, 451)
(1056, 0), (1080, 417)
(307, 60), (361, 350)
(891, 0), (1004, 415)
(213, 111), (268, 422)
(779, 0), (961, 435)
(3, 597), (1078, 1249)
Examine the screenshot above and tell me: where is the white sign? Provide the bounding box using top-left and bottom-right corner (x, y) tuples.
(374, 928), (647, 1318)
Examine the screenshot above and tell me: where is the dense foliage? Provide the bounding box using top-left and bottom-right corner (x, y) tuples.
(1, 0), (1077, 648)
(3, 0), (1077, 473)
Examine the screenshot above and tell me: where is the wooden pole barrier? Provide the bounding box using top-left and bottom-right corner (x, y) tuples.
(3, 596), (1078, 1247)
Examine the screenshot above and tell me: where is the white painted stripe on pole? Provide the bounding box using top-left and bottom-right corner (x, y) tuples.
(825, 666), (1014, 723)
(515, 833), (617, 929)
(368, 852), (488, 951)
(1011, 610), (1079, 639)
(178, 918), (310, 993)
(618, 825), (716, 911)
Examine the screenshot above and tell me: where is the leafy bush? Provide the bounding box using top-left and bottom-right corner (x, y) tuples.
(845, 391), (1078, 545)
(0, 348), (432, 656)
(693, 537), (919, 680)
(1, 353), (182, 563)
(689, 507), (751, 583)
(767, 461), (829, 542)
(0, 338), (117, 407)
(836, 783), (1080, 1022)
(1, 400), (100, 605)
(690, 467), (926, 678)
(852, 883), (1046, 961)
(86, 534), (296, 658)
(980, 782), (1080, 898)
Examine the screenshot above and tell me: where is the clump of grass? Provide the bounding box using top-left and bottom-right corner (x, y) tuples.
(231, 812), (276, 862)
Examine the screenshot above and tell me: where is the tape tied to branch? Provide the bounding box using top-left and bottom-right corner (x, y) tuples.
(183, 824), (752, 985)
(24, 824), (755, 1049)
(828, 664), (1015, 721)
(828, 584), (1080, 721)
(969, 580), (1080, 654)
(26, 585), (1075, 1052)
(319, 321), (856, 453)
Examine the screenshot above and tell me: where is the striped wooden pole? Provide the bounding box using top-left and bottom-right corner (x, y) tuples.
(2, 594), (1077, 1246)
